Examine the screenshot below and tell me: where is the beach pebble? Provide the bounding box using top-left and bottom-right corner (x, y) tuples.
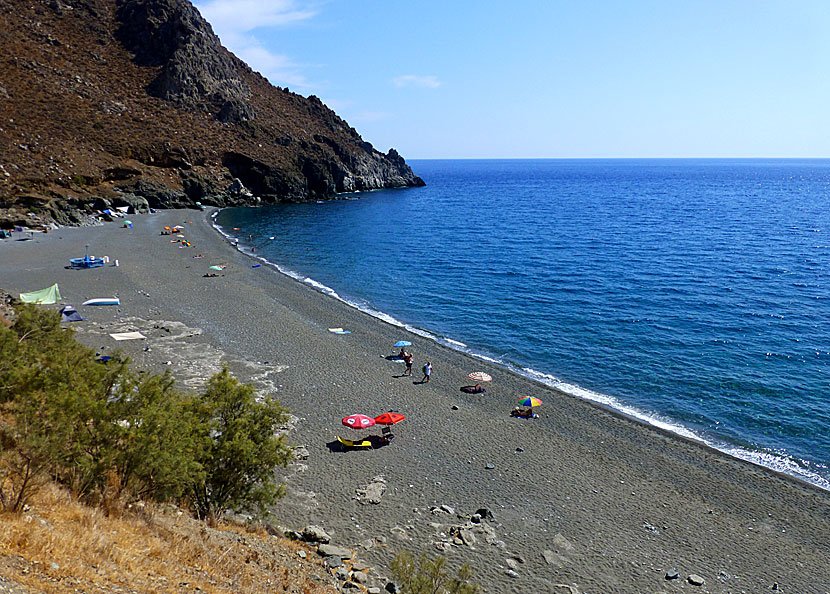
(505, 569), (520, 579)
(515, 447), (524, 453)
(451, 405), (459, 410)
(476, 507), (495, 521)
(297, 551), (306, 559)
(506, 559), (518, 570)
(318, 544), (351, 559)
(368, 588), (382, 594)
(485, 463), (495, 470)
(687, 574), (705, 586)
(335, 568), (350, 581)
(355, 477), (387, 504)
(351, 571), (368, 584)
(302, 525), (331, 543)
(665, 569), (679, 580)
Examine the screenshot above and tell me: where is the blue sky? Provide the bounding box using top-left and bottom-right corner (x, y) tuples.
(191, 1), (830, 159)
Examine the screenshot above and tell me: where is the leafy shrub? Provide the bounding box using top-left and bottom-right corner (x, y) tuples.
(0, 303), (292, 519)
(189, 365), (293, 524)
(390, 551), (480, 594)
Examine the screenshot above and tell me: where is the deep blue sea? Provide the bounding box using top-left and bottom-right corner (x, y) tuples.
(216, 159), (830, 490)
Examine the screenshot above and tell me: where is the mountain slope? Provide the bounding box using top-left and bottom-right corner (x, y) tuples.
(0, 0), (424, 227)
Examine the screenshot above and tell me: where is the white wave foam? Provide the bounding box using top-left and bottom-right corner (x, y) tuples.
(518, 367), (829, 490)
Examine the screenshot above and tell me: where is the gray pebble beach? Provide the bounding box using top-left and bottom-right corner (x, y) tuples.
(2, 210), (828, 594)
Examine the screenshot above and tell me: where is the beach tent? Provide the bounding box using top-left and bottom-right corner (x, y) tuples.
(20, 283), (61, 304)
(59, 305), (84, 322)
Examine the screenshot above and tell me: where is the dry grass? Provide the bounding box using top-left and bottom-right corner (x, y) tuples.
(0, 483), (336, 594)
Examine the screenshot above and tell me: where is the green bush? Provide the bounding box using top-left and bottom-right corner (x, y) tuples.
(189, 365), (293, 524)
(390, 551), (480, 594)
(0, 303), (292, 519)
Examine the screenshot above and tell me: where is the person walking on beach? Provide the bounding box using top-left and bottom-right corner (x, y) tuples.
(402, 351), (414, 376)
(422, 361), (432, 383)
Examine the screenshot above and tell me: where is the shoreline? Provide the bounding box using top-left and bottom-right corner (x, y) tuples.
(211, 209), (830, 494)
(2, 210), (829, 593)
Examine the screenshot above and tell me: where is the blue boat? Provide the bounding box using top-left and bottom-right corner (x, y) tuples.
(70, 255), (105, 269)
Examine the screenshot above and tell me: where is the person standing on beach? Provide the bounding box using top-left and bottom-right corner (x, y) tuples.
(422, 361), (432, 383)
(402, 351), (414, 376)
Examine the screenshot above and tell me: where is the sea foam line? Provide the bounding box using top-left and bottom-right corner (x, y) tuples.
(212, 214), (830, 492)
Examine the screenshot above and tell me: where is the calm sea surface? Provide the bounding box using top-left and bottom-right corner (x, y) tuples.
(216, 159), (830, 489)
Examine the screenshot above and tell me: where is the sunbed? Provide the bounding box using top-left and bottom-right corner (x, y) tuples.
(336, 436), (372, 449)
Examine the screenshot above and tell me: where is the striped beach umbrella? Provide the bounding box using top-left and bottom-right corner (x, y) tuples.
(467, 371), (492, 383)
(517, 396), (542, 408)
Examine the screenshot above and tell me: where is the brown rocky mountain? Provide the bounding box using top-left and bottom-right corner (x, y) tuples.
(0, 0), (425, 227)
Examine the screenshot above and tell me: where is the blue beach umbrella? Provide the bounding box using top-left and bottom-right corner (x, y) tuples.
(394, 341), (412, 348)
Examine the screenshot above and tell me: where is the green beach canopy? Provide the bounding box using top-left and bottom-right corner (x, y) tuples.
(20, 283), (61, 304)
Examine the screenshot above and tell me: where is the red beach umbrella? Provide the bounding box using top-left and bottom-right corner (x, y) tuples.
(342, 414), (376, 430)
(374, 412), (406, 426)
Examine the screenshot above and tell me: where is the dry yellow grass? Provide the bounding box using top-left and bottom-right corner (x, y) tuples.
(0, 483), (337, 594)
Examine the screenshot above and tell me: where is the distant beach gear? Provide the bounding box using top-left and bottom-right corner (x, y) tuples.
(59, 305), (84, 322)
(123, 220), (133, 228)
(252, 264), (261, 268)
(82, 297), (121, 306)
(20, 283), (61, 304)
(374, 412), (406, 425)
(342, 414), (376, 429)
(467, 372), (492, 383)
(394, 340), (412, 348)
(109, 331), (146, 341)
(328, 328), (352, 334)
(209, 265), (226, 271)
(336, 436), (372, 449)
(517, 396), (542, 408)
(70, 254), (105, 268)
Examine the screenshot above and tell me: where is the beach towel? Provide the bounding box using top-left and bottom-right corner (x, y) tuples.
(109, 332), (146, 341)
(20, 283), (61, 304)
(328, 328), (352, 334)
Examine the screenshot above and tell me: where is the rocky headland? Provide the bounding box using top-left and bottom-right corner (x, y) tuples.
(0, 0), (424, 228)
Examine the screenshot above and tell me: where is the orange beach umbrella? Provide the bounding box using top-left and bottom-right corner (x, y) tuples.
(374, 412), (405, 425)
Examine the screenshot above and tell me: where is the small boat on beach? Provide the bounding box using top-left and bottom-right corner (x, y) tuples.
(82, 297), (121, 306)
(70, 255), (105, 268)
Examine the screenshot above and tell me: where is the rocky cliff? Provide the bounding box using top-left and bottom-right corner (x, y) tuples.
(0, 0), (424, 227)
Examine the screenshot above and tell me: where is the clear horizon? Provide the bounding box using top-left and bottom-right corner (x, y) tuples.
(192, 1), (830, 161)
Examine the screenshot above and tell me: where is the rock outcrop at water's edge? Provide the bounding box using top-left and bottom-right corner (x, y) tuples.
(0, 0), (424, 228)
